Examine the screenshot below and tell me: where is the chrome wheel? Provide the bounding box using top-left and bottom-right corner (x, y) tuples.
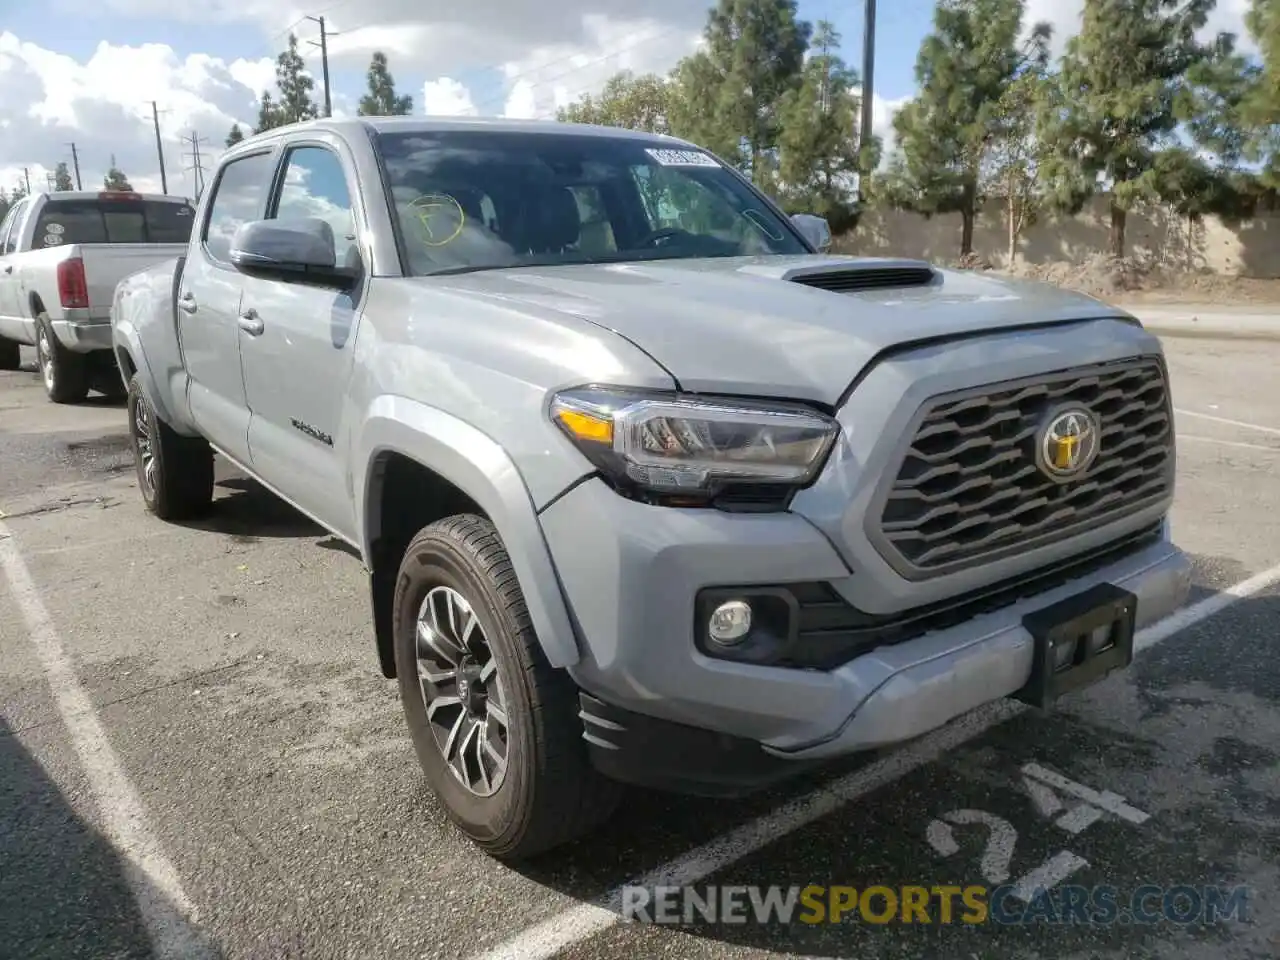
(37, 328), (54, 392)
(416, 586), (509, 797)
(131, 390), (157, 494)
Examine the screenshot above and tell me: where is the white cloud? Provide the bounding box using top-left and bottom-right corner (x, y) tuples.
(1025, 0), (1252, 58)
(421, 79), (478, 118)
(0, 31), (265, 198)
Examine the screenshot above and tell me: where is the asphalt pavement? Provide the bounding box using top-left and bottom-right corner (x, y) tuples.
(2, 326), (1279, 960)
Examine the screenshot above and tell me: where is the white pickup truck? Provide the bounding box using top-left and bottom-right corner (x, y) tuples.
(0, 190), (196, 403)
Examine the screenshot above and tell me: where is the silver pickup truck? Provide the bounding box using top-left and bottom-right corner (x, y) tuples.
(110, 117), (1192, 860)
(0, 190), (195, 402)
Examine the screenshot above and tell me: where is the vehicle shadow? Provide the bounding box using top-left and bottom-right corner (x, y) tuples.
(178, 474), (327, 541)
(0, 715), (224, 959)
(497, 578), (1278, 957)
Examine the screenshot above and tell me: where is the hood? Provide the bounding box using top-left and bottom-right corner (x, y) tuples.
(432, 255), (1131, 406)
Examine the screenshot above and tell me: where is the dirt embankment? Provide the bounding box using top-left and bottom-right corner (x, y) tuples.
(947, 253), (1280, 306)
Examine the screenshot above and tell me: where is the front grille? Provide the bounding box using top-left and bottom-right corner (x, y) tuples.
(875, 357), (1173, 576)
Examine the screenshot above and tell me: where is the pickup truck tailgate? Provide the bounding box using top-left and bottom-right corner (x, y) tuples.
(82, 244), (189, 316)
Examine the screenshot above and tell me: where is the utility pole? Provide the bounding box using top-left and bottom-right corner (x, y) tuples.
(858, 0), (877, 203)
(23, 167), (31, 194)
(46, 173), (56, 192)
(67, 142), (82, 190)
(149, 101), (170, 194)
(305, 14), (334, 118)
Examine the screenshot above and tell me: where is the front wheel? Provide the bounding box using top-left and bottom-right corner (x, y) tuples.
(392, 514), (622, 860)
(34, 314), (88, 404)
(126, 372), (214, 520)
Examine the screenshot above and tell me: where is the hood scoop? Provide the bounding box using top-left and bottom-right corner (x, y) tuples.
(782, 258), (939, 294)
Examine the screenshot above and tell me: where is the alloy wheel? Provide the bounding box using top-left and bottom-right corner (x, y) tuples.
(415, 585), (510, 797)
(37, 328), (54, 392)
(131, 390), (157, 495)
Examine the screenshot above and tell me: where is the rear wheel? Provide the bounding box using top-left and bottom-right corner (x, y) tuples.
(126, 372), (214, 520)
(0, 338), (18, 371)
(34, 314), (88, 404)
(392, 514), (622, 860)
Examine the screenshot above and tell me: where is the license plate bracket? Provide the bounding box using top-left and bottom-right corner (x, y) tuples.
(1013, 582), (1138, 711)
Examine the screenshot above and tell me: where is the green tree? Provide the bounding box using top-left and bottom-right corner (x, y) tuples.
(274, 33), (319, 124)
(103, 156), (133, 192)
(1038, 0), (1216, 257)
(254, 92), (284, 134)
(53, 162), (74, 191)
(226, 124), (245, 147)
(557, 71), (675, 133)
(887, 0), (1051, 257)
(667, 0), (812, 186)
(982, 68), (1054, 264)
(0, 189), (10, 224)
(358, 52), (413, 116)
(775, 21), (869, 232)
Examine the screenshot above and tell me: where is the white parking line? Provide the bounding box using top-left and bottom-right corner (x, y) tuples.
(474, 559), (1280, 960)
(1175, 408), (1280, 436)
(1178, 434), (1280, 455)
(0, 519), (215, 960)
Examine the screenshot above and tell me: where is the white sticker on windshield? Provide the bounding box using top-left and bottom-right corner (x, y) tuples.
(645, 148), (720, 168)
(43, 234), (63, 245)
(45, 222), (65, 234)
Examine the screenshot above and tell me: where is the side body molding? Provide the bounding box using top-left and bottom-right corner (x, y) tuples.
(355, 395), (585, 668)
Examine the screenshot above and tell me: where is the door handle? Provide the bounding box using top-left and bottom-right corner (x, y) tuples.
(177, 292), (197, 314)
(237, 308), (264, 336)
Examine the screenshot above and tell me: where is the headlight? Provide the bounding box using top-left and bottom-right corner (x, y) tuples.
(549, 386), (839, 505)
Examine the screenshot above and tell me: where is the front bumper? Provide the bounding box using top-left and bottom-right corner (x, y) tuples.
(541, 478), (1191, 792)
(51, 311), (113, 352)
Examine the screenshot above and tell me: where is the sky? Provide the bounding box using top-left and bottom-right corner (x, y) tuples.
(0, 0), (1255, 200)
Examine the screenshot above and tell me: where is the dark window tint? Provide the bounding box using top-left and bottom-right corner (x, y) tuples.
(32, 199), (197, 249)
(204, 152), (277, 262)
(272, 146), (358, 268)
(373, 130), (806, 276)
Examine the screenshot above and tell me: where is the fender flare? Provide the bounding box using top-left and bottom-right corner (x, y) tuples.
(111, 319), (184, 430)
(355, 395), (583, 668)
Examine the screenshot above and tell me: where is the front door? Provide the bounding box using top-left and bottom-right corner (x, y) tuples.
(0, 199), (32, 343)
(177, 147), (278, 467)
(238, 138), (365, 542)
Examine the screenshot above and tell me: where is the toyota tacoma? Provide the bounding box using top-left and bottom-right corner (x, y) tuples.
(109, 117), (1192, 860)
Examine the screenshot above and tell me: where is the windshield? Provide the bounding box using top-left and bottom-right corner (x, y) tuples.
(31, 198), (196, 249)
(373, 130), (808, 276)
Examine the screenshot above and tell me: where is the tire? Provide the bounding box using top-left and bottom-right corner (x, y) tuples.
(34, 313), (88, 404)
(392, 514), (622, 860)
(0, 338), (18, 371)
(126, 372), (214, 521)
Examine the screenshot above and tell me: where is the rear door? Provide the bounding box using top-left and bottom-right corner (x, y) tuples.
(178, 150), (279, 466)
(237, 135), (366, 540)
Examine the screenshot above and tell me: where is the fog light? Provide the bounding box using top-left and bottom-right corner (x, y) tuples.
(708, 599), (752, 646)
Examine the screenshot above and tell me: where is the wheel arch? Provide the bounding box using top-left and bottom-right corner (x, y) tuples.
(357, 396), (584, 679)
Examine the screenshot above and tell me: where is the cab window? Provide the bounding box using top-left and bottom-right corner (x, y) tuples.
(270, 146), (358, 268)
(203, 152), (276, 263)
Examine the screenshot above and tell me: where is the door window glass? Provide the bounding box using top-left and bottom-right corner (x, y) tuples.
(272, 146), (358, 268)
(203, 152), (276, 263)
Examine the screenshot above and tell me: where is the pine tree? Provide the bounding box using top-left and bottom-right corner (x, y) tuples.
(0, 189), (10, 224)
(886, 0), (1051, 257)
(103, 156), (133, 192)
(226, 124), (245, 147)
(1038, 0), (1216, 257)
(275, 33), (319, 124)
(357, 52), (413, 116)
(775, 21), (869, 232)
(53, 162), (74, 191)
(254, 92), (283, 134)
(667, 0), (812, 186)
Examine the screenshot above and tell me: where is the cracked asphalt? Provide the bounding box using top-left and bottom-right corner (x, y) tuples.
(2, 332), (1279, 960)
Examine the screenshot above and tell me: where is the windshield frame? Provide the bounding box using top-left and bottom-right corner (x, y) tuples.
(368, 127), (819, 278)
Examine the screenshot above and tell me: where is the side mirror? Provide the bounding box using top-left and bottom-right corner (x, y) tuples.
(791, 213), (832, 252)
(229, 218), (355, 287)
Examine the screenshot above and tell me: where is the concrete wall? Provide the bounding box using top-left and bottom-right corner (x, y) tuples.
(838, 194), (1280, 278)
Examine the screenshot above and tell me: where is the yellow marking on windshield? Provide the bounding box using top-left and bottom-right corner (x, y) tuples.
(408, 194), (466, 247)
